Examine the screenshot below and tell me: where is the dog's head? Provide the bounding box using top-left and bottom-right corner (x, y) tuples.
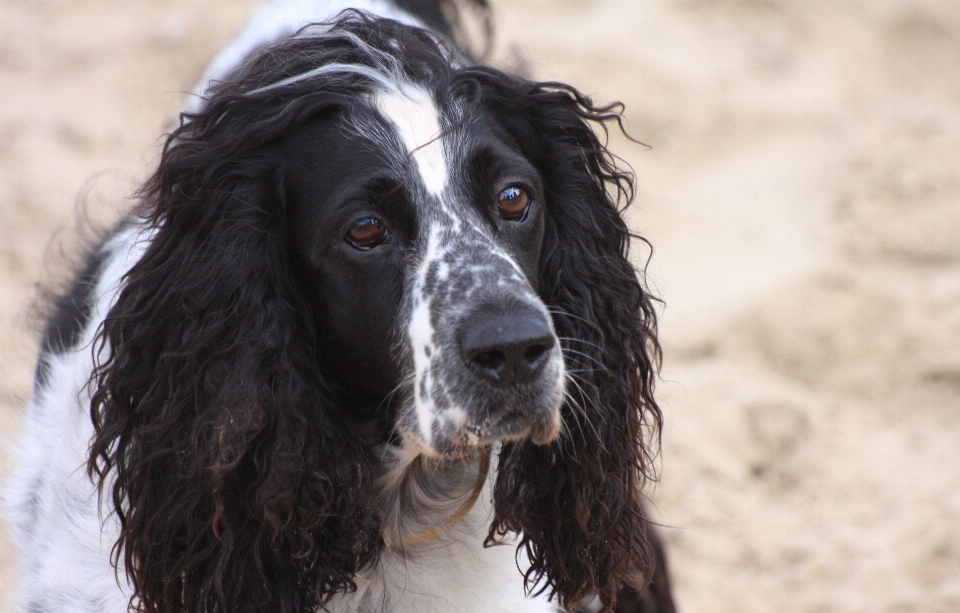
(89, 12), (661, 613)
(279, 78), (565, 459)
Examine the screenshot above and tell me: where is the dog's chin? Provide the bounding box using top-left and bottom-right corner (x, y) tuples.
(401, 407), (562, 461)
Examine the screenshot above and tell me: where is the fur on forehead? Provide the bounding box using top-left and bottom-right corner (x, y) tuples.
(202, 11), (463, 115)
(371, 86), (449, 196)
(180, 11), (487, 204)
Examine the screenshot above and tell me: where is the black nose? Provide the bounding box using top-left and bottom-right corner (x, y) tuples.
(461, 308), (555, 386)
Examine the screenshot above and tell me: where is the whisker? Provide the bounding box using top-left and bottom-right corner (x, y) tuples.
(376, 373), (416, 415)
(556, 336), (606, 354)
(562, 372), (606, 452)
(545, 305), (601, 330)
(559, 346), (606, 370)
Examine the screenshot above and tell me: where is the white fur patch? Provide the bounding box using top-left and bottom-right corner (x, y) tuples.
(408, 224), (441, 447)
(342, 463), (556, 613)
(374, 87), (448, 196)
(6, 223), (153, 613)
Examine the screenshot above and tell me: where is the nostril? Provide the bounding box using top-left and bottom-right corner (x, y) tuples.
(522, 343), (548, 367)
(473, 350), (507, 373)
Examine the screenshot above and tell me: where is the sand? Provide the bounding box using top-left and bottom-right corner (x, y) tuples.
(1, 0), (958, 611)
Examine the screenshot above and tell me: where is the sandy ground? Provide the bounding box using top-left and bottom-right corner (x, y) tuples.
(2, 0), (959, 611)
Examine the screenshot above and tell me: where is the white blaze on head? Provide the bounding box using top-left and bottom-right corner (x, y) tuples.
(374, 86), (447, 196)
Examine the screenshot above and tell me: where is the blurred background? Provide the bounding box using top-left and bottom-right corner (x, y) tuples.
(2, 0), (959, 610)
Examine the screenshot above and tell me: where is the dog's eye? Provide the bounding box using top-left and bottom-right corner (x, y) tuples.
(346, 217), (387, 249)
(497, 186), (531, 221)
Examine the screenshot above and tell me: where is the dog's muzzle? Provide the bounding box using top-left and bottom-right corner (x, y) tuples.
(420, 299), (564, 459)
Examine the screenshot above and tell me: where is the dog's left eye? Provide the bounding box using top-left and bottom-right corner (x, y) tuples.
(497, 186), (531, 221)
(346, 217), (388, 249)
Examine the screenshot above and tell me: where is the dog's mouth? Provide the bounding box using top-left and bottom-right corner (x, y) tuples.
(403, 404), (562, 460)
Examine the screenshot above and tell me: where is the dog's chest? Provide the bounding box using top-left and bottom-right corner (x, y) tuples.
(330, 509), (558, 613)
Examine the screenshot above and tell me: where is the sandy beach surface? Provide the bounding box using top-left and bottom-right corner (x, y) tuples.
(2, 0), (959, 611)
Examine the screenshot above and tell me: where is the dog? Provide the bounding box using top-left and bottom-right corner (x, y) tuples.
(7, 1), (674, 612)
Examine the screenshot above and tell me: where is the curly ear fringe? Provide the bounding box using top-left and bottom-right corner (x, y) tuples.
(459, 71), (662, 612)
(88, 184), (383, 613)
(86, 44), (395, 613)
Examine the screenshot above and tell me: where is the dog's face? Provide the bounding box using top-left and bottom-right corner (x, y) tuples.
(282, 85), (564, 458)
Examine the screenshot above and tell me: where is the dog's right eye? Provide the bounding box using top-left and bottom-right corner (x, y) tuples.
(346, 217), (387, 249)
(497, 185), (531, 221)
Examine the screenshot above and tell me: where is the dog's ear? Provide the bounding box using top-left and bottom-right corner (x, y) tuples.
(88, 96), (382, 613)
(462, 72), (662, 612)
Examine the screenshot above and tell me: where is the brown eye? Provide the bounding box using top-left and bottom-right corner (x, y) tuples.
(346, 217), (387, 249)
(497, 186), (531, 220)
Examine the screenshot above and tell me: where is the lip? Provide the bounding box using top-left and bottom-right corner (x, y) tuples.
(409, 406), (561, 460)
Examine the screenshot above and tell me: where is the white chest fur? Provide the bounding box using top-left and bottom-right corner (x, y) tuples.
(336, 496), (557, 613)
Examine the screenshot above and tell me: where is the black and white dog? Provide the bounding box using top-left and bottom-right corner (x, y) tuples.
(8, 1), (674, 612)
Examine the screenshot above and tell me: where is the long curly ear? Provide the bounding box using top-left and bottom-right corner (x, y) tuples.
(88, 101), (382, 613)
(464, 73), (662, 612)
